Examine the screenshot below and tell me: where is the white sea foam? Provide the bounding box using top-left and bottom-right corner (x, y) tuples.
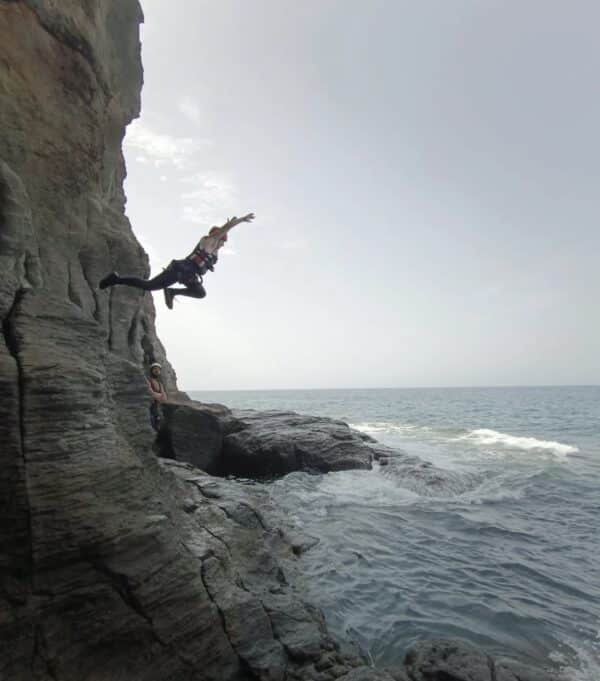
(456, 428), (578, 457)
(550, 628), (600, 681)
(350, 421), (421, 435)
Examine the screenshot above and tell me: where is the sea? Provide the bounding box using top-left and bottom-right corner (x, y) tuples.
(189, 386), (600, 680)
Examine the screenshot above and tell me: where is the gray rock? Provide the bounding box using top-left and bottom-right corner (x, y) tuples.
(403, 639), (567, 681)
(284, 530), (321, 556)
(160, 403), (379, 476)
(337, 667), (397, 681)
(164, 460), (364, 681)
(262, 593), (326, 662)
(380, 667), (410, 681)
(223, 409), (374, 476)
(404, 638), (495, 681)
(160, 401), (228, 472)
(495, 659), (567, 681)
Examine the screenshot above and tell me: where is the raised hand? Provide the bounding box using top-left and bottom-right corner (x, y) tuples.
(220, 213), (255, 232)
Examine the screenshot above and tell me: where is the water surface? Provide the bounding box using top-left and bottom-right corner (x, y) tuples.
(191, 386), (600, 679)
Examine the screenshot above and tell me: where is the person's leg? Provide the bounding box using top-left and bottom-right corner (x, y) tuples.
(163, 280), (206, 309)
(171, 280), (207, 300)
(100, 266), (178, 291)
(117, 268), (178, 291)
(149, 402), (160, 431)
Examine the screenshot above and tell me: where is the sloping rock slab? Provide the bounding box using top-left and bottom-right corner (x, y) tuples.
(161, 460), (368, 681)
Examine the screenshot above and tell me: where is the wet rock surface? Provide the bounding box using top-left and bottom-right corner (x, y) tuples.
(404, 639), (565, 681)
(159, 460), (369, 681)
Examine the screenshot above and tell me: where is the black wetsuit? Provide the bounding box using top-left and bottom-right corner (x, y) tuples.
(105, 258), (209, 300)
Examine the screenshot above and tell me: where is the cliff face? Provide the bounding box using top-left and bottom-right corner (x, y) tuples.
(0, 2), (211, 678)
(0, 6), (370, 681)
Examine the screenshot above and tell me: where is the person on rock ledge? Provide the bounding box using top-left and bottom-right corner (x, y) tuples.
(99, 213), (255, 309)
(147, 362), (167, 431)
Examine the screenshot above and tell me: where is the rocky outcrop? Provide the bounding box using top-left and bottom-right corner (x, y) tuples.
(159, 401), (479, 500)
(222, 409), (379, 477)
(148, 460), (370, 681)
(160, 402), (382, 477)
(404, 639), (565, 681)
(159, 402), (232, 474)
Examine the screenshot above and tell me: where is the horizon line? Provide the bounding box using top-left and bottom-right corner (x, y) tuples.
(183, 383), (600, 392)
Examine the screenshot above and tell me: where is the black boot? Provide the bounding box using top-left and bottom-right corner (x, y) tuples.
(164, 288), (174, 309)
(99, 272), (119, 289)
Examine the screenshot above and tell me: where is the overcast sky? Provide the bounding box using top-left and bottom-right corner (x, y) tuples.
(123, 1), (600, 390)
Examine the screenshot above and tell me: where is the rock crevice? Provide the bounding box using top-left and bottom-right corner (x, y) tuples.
(1, 289), (33, 603)
(2, 290), (26, 450)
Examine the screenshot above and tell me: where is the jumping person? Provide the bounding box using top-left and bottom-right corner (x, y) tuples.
(147, 362), (167, 431)
(99, 213), (255, 309)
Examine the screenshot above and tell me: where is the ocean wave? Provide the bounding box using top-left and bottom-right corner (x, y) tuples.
(351, 421), (579, 460)
(350, 421), (424, 435)
(455, 428), (578, 457)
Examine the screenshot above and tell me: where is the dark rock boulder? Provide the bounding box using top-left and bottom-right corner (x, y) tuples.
(404, 639), (566, 681)
(405, 639), (493, 681)
(159, 402), (380, 477)
(223, 409), (376, 477)
(494, 658), (567, 681)
(159, 401), (231, 472)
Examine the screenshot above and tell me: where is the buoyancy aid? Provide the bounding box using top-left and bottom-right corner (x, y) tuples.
(187, 247), (218, 274)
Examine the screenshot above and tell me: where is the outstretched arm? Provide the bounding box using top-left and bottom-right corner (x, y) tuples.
(216, 212), (255, 236)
